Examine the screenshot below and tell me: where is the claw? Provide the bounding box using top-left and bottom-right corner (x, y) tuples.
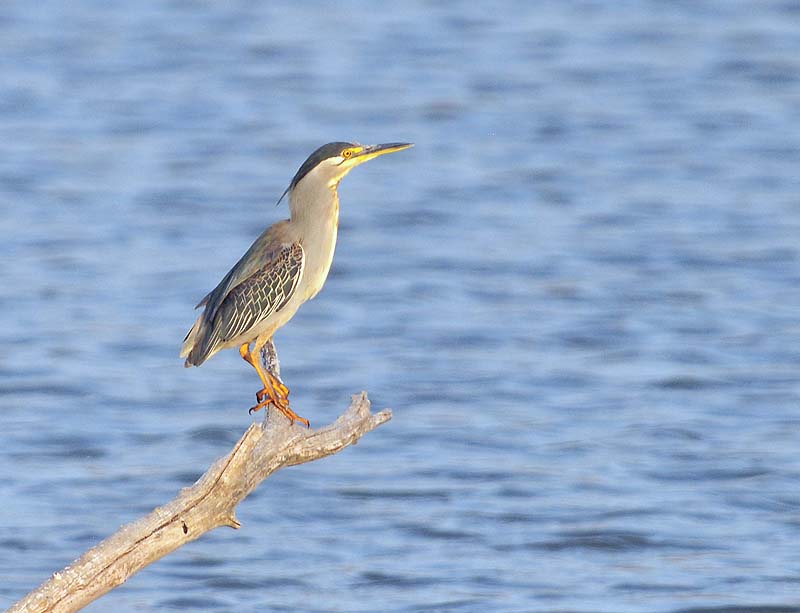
(249, 398), (271, 414)
(249, 398), (310, 427)
(248, 385), (308, 427)
(240, 341), (308, 427)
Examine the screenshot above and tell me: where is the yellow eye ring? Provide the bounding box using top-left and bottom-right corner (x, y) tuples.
(342, 149), (353, 159)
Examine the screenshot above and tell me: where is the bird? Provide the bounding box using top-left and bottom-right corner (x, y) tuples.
(181, 141), (413, 427)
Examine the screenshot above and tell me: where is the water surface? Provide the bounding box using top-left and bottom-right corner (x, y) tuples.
(2, 1), (800, 611)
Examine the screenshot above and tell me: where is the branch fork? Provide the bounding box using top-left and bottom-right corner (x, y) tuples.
(9, 392), (391, 613)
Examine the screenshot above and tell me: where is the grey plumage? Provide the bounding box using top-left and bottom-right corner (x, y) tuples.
(183, 235), (304, 366)
(180, 141), (412, 425)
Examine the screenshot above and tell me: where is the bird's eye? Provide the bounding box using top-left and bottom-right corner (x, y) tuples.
(342, 149), (353, 159)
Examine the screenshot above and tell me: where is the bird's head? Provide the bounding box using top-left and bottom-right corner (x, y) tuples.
(280, 141), (413, 206)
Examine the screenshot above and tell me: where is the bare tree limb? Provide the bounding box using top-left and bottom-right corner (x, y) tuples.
(9, 392), (391, 613)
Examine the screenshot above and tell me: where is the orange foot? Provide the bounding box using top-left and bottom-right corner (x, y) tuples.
(249, 390), (310, 428)
(256, 379), (289, 403)
(248, 374), (309, 427)
(240, 341), (310, 427)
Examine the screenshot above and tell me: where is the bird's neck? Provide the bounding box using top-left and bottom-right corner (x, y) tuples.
(290, 184), (340, 300)
(289, 180), (340, 228)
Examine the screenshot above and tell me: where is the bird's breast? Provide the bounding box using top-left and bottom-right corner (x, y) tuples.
(300, 203), (339, 301)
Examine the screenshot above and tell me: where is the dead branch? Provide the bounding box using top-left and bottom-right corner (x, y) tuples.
(8, 392), (391, 613)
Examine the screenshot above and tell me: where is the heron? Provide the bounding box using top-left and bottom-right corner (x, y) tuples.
(181, 141), (413, 427)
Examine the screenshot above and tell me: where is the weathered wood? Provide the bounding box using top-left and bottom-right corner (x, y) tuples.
(9, 392), (391, 613)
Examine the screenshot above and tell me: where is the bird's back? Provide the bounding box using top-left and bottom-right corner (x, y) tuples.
(181, 220), (300, 366)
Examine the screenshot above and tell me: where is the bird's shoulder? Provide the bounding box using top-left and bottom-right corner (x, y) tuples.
(196, 220), (302, 317)
(239, 220), (298, 272)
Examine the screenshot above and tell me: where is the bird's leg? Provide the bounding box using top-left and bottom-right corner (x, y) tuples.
(240, 342), (309, 427)
(257, 338), (289, 401)
(250, 365), (309, 427)
(239, 342), (280, 405)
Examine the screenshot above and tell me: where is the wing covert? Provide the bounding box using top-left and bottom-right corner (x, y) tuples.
(203, 242), (304, 350)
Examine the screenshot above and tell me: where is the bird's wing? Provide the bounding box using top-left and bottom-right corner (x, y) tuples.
(196, 220), (291, 320)
(183, 220), (304, 366)
(208, 242), (304, 345)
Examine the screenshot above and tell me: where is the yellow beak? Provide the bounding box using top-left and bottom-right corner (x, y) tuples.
(351, 142), (414, 165)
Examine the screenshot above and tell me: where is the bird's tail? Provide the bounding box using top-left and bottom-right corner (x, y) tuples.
(180, 314), (208, 367)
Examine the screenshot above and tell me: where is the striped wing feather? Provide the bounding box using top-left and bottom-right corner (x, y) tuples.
(192, 242), (304, 361)
(214, 243), (304, 342)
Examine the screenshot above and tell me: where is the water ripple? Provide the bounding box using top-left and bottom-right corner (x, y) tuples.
(2, 1), (800, 611)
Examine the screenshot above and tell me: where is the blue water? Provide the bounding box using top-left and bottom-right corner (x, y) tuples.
(2, 1), (800, 611)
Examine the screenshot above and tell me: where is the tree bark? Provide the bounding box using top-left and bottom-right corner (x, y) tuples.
(9, 392), (391, 613)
